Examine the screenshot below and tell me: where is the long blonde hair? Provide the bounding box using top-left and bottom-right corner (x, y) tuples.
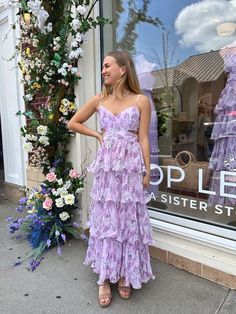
(101, 50), (141, 99)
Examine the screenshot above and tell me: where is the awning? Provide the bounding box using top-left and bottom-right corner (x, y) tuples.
(152, 50), (224, 89)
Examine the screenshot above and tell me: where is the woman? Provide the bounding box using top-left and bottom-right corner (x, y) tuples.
(68, 50), (155, 307)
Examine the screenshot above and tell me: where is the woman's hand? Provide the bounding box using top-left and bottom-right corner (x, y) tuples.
(143, 173), (150, 189)
(96, 132), (103, 145)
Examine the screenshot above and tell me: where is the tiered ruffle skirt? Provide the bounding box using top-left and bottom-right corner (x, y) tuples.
(209, 75), (236, 205)
(84, 129), (155, 289)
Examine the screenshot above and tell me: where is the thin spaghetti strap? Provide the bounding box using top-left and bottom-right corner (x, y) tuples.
(136, 94), (141, 105)
(97, 93), (102, 109)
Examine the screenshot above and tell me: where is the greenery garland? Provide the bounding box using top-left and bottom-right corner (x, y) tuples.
(6, 0), (111, 271)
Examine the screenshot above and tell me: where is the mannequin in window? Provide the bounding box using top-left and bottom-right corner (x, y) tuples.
(208, 40), (236, 206)
(135, 54), (159, 196)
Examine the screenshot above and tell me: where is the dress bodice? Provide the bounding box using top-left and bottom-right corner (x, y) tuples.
(98, 105), (140, 131)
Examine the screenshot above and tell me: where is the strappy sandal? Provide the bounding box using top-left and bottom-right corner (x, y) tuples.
(117, 279), (131, 300)
(98, 281), (112, 308)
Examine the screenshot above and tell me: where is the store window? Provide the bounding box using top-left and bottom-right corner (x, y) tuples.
(101, 0), (236, 232)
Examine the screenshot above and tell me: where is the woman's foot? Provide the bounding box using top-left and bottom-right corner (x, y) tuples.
(117, 277), (131, 300)
(98, 280), (112, 307)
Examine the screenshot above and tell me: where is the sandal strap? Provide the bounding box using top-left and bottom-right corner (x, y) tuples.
(118, 285), (131, 290)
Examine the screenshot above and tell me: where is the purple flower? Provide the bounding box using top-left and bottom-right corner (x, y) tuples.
(61, 233), (66, 242)
(46, 239), (51, 247)
(73, 222), (80, 228)
(80, 233), (88, 241)
(5, 217), (13, 222)
(41, 186), (48, 195)
(8, 219), (25, 234)
(19, 197), (28, 205)
(52, 158), (61, 168)
(57, 246), (62, 256)
(27, 259), (40, 271)
(16, 205), (24, 212)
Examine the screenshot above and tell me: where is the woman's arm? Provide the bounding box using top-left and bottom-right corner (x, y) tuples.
(138, 94), (151, 188)
(68, 94), (102, 143)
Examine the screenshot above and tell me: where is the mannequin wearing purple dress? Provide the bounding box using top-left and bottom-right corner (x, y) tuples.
(208, 47), (236, 206)
(135, 55), (159, 196)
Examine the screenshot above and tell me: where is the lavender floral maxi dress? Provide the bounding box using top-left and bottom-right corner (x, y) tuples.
(84, 97), (155, 288)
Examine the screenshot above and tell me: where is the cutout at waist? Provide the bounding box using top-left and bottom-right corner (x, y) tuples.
(101, 128), (138, 135)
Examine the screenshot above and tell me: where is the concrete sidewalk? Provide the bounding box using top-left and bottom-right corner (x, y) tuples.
(0, 193), (236, 314)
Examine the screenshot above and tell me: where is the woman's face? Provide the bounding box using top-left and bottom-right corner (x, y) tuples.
(101, 56), (125, 86)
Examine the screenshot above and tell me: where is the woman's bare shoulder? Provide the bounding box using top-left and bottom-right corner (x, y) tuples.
(138, 94), (150, 110)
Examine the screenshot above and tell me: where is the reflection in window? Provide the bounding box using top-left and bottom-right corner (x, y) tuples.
(101, 0), (236, 230)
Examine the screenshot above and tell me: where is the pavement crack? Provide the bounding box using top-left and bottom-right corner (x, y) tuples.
(214, 289), (231, 314)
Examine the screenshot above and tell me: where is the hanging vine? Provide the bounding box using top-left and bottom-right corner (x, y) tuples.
(6, 0), (111, 270)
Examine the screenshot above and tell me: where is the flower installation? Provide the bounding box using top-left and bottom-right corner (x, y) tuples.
(5, 0), (111, 271)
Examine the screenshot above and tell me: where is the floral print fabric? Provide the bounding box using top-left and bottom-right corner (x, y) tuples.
(84, 105), (155, 288)
(209, 50), (236, 205)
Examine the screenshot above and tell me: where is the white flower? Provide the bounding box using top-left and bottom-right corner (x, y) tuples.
(75, 47), (84, 57)
(43, 75), (51, 82)
(37, 125), (47, 135)
(25, 74), (31, 82)
(25, 94), (33, 101)
(65, 180), (72, 189)
(61, 98), (70, 106)
(58, 187), (68, 198)
(76, 187), (84, 193)
(32, 38), (39, 47)
(26, 134), (37, 141)
(71, 40), (78, 48)
(55, 230), (60, 236)
(51, 188), (59, 196)
(70, 67), (78, 74)
(46, 22), (52, 32)
(75, 33), (83, 43)
(28, 0), (41, 13)
(39, 136), (49, 146)
(76, 5), (87, 15)
(62, 63), (68, 68)
(58, 67), (67, 76)
(64, 194), (75, 205)
(23, 142), (33, 152)
(57, 178), (63, 186)
(30, 61), (35, 69)
(69, 51), (76, 59)
(55, 198), (64, 208)
(59, 211), (70, 221)
(69, 48), (84, 60)
(71, 19), (81, 31)
(47, 69), (55, 76)
(37, 10), (49, 29)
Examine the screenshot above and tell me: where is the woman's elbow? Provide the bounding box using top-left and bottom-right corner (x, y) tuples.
(67, 120), (73, 130)
(67, 119), (77, 131)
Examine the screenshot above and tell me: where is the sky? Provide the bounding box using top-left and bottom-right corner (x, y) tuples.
(116, 0), (236, 68)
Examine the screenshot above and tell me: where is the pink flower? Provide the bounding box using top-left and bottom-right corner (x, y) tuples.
(43, 197), (53, 211)
(69, 169), (79, 178)
(46, 172), (57, 182)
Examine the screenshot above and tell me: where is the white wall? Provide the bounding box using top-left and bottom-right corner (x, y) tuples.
(0, 4), (26, 186)
(68, 2), (102, 228)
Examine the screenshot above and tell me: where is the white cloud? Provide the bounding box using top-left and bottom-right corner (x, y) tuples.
(175, 0), (236, 52)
